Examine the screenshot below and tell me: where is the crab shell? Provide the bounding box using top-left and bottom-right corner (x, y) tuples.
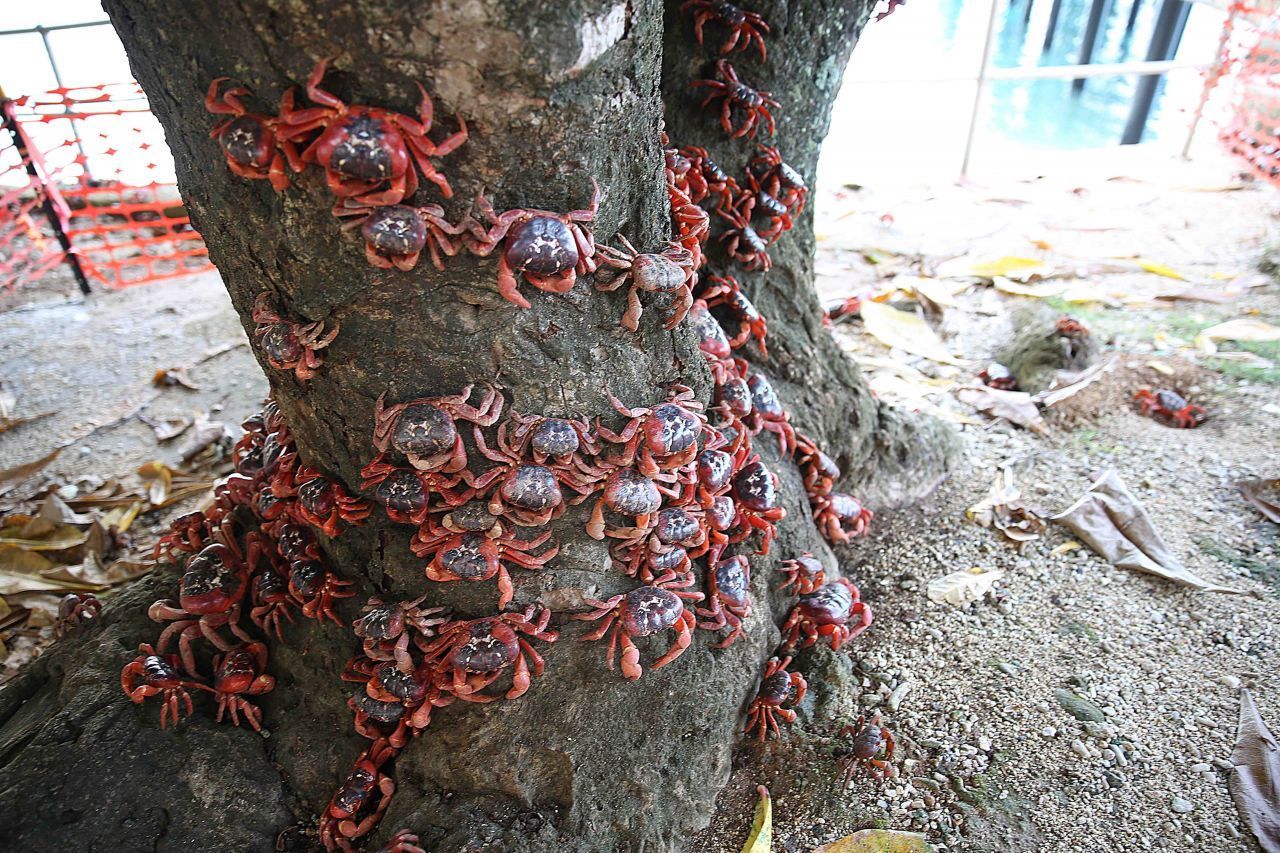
(259, 324), (304, 367)
(446, 501), (501, 533)
(631, 253), (688, 294)
(715, 377), (753, 418)
(603, 469), (663, 516)
(362, 206), (428, 256)
(711, 555), (751, 608)
(734, 460), (779, 512)
(391, 404), (459, 464)
(696, 449), (735, 493)
(354, 602), (407, 642)
(621, 586), (685, 637)
(179, 545), (246, 614)
(747, 373), (785, 418)
(494, 465), (563, 513)
(643, 403), (701, 457)
(757, 669), (797, 706)
(654, 507), (700, 545)
(797, 581), (855, 624)
(373, 469), (429, 517)
(530, 419), (581, 457)
(220, 115), (276, 170)
(506, 216), (580, 277)
(317, 112), (409, 182)
(435, 533), (493, 579)
(450, 621), (519, 673)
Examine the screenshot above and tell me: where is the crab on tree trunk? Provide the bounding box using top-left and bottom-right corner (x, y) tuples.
(0, 1), (957, 851)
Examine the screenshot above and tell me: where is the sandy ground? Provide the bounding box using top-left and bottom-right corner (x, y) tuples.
(1, 147), (1278, 852)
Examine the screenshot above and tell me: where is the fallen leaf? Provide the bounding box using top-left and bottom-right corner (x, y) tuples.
(100, 502), (143, 533)
(992, 277), (1068, 299)
(1148, 361), (1176, 376)
(1051, 469), (1242, 593)
(0, 448), (60, 496)
(152, 367), (200, 390)
(742, 785), (772, 853)
(813, 829), (934, 853)
(966, 467), (1047, 544)
(956, 385), (1047, 434)
(927, 567), (1006, 607)
(137, 461), (174, 505)
(0, 410), (54, 434)
(860, 301), (962, 365)
(959, 255), (1047, 281)
(0, 522), (88, 552)
(1230, 689), (1280, 853)
(1137, 259), (1187, 281)
(1050, 541), (1082, 556)
(1195, 318), (1280, 355)
(139, 413), (192, 442)
(1237, 479), (1280, 524)
(0, 547), (97, 594)
(1035, 359), (1116, 408)
(177, 413), (233, 463)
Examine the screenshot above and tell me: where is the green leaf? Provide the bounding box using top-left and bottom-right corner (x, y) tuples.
(741, 785), (772, 853)
(813, 829), (934, 853)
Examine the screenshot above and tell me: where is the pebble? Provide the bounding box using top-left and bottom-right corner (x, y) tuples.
(996, 661), (1019, 677)
(978, 735), (993, 752)
(1218, 675), (1241, 690)
(1071, 740), (1090, 759)
(1170, 798), (1194, 814)
(1104, 771), (1124, 789)
(1054, 689), (1106, 723)
(1212, 758), (1233, 771)
(1190, 763), (1211, 773)
(1042, 726), (1057, 738)
(1113, 743), (1128, 767)
(887, 681), (913, 712)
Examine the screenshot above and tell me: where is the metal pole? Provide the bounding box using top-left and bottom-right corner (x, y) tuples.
(1043, 0), (1063, 50)
(1126, 0), (1143, 34)
(961, 0), (1002, 178)
(1073, 0), (1113, 93)
(1, 98), (91, 294)
(1120, 0), (1188, 144)
(1182, 5), (1237, 159)
(36, 26), (94, 182)
(1023, 0), (1034, 25)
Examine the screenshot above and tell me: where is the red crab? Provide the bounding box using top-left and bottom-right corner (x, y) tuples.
(681, 0), (770, 60)
(292, 466), (372, 537)
(978, 362), (1017, 391)
(781, 578), (873, 651)
(54, 592), (101, 638)
(778, 553), (827, 596)
(280, 58), (467, 204)
(670, 186), (712, 269)
(1133, 388), (1207, 429)
(750, 145), (808, 215)
(251, 294), (340, 383)
(586, 467), (666, 540)
(794, 432), (840, 497)
(812, 491), (873, 544)
(353, 593), (450, 673)
(412, 516), (558, 609)
(876, 0), (906, 20)
(690, 60), (778, 140)
(360, 460), (465, 523)
(210, 642), (276, 732)
(679, 145), (740, 205)
(595, 236), (697, 331)
(696, 551), (752, 647)
(333, 200), (464, 271)
(320, 738), (399, 852)
(289, 558), (356, 625)
(371, 384), (504, 472)
(718, 197), (772, 271)
(835, 714), (896, 783)
(611, 505), (709, 582)
(703, 275), (768, 355)
(423, 605), (558, 702)
(465, 426), (594, 525)
(823, 295), (861, 327)
(694, 446), (741, 508)
(502, 412), (606, 480)
(250, 566), (298, 640)
(597, 385), (711, 477)
(374, 831), (427, 853)
(344, 657), (451, 746)
(462, 180), (599, 309)
(205, 77), (294, 191)
(574, 570), (703, 680)
(120, 643), (210, 728)
(730, 456), (786, 555)
(743, 656), (807, 740)
(690, 299), (733, 362)
(156, 511), (211, 561)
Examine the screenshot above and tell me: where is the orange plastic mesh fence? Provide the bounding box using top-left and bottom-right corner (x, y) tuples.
(1211, 3), (1280, 185)
(0, 82), (211, 292)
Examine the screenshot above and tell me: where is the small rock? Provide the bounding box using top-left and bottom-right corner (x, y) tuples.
(887, 681), (913, 712)
(996, 661), (1019, 677)
(1170, 797), (1194, 814)
(1218, 675), (1241, 690)
(978, 735), (993, 752)
(1071, 740), (1090, 759)
(1103, 770), (1124, 789)
(1054, 689), (1106, 723)
(1212, 758), (1233, 771)
(1042, 726), (1057, 738)
(1190, 762), (1211, 773)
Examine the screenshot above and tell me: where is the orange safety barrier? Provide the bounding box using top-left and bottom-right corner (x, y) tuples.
(1210, 3), (1280, 185)
(0, 82), (212, 292)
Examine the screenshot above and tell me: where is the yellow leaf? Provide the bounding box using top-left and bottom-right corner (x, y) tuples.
(100, 502), (143, 533)
(0, 523), (89, 551)
(1137, 259), (1187, 281)
(137, 461), (174, 506)
(859, 301), (962, 366)
(967, 256), (1046, 280)
(1195, 318), (1280, 354)
(1051, 541), (1082, 556)
(813, 829), (935, 852)
(992, 277), (1067, 299)
(1147, 361), (1175, 376)
(742, 786), (772, 853)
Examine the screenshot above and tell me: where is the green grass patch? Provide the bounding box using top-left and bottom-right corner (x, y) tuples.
(1196, 537), (1280, 593)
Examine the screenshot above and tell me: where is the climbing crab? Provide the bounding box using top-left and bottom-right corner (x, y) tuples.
(611, 505), (709, 582)
(744, 372), (796, 454)
(737, 173), (795, 242)
(465, 426), (595, 524)
(344, 657), (449, 746)
(280, 57), (467, 204)
(681, 0), (770, 60)
(594, 236), (697, 331)
(334, 201), (464, 271)
(690, 60), (778, 140)
(412, 517), (558, 609)
(835, 714), (896, 783)
(289, 558), (356, 625)
(319, 738), (399, 852)
(462, 180), (599, 309)
(574, 570), (703, 681)
(812, 491), (873, 543)
(1134, 388), (1207, 429)
(743, 656), (807, 740)
(597, 385), (711, 477)
(54, 592), (101, 638)
(292, 465), (372, 537)
(718, 198), (772, 271)
(353, 593), (450, 673)
(730, 457), (786, 555)
(252, 294), (340, 382)
(120, 643), (210, 728)
(502, 413), (605, 480)
(680, 145), (739, 206)
(781, 579), (873, 651)
(250, 566), (298, 640)
(696, 551), (752, 648)
(703, 275), (768, 355)
(794, 431), (840, 497)
(360, 460), (465, 523)
(210, 642), (276, 732)
(205, 77), (294, 191)
(423, 605), (558, 702)
(978, 362), (1018, 391)
(586, 467), (665, 540)
(778, 553), (827, 596)
(750, 145), (808, 215)
(371, 385), (504, 473)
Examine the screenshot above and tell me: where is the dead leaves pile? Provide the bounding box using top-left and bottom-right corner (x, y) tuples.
(965, 467), (1046, 546)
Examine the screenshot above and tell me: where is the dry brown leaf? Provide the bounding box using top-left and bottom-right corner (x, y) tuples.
(0, 522), (88, 552)
(1237, 479), (1280, 524)
(139, 413), (192, 442)
(814, 829), (934, 852)
(152, 367), (201, 390)
(1051, 469), (1242, 593)
(0, 448), (60, 496)
(927, 568), (1005, 607)
(956, 385), (1048, 434)
(859, 301), (962, 365)
(0, 546), (97, 595)
(177, 413), (233, 463)
(137, 461), (174, 505)
(966, 467), (1046, 544)
(1035, 359), (1116, 408)
(1196, 318), (1280, 355)
(1231, 689), (1280, 853)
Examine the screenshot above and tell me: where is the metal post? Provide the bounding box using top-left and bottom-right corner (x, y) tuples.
(1126, 0), (1143, 34)
(36, 26), (94, 182)
(1120, 0), (1189, 144)
(961, 0), (1002, 178)
(1043, 0), (1063, 50)
(1073, 0), (1113, 93)
(0, 96), (91, 294)
(1023, 0), (1034, 25)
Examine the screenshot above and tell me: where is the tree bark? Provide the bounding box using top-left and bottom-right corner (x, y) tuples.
(0, 1), (956, 851)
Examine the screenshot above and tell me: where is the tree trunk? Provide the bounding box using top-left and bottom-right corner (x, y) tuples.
(0, 1), (956, 851)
